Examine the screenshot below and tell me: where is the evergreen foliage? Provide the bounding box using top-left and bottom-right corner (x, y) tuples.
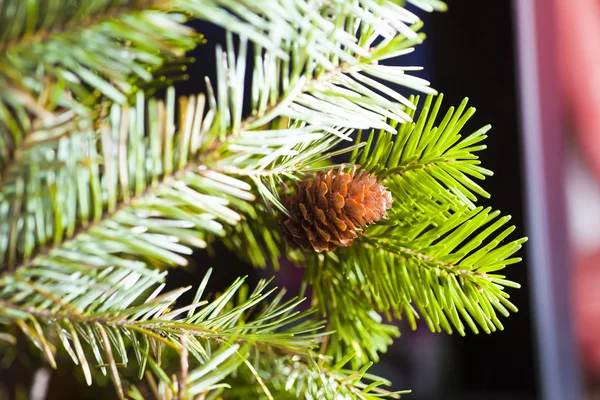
(0, 0), (525, 398)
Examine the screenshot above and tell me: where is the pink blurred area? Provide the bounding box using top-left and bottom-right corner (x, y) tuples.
(556, 0), (600, 385)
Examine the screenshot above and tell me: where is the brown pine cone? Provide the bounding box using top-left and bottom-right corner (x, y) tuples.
(280, 165), (392, 252)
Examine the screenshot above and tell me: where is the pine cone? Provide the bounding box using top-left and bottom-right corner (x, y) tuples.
(280, 165), (392, 252)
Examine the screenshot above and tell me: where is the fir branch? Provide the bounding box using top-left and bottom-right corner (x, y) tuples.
(309, 264), (401, 367)
(129, 343), (245, 399)
(276, 96), (526, 366)
(0, 283), (317, 353)
(303, 205), (525, 365)
(0, 0), (198, 189)
(0, 0), (168, 53)
(319, 205), (526, 338)
(353, 95), (493, 210)
(225, 350), (409, 400)
(1, 0), (438, 274)
(0, 89), (242, 270)
(220, 202), (284, 269)
(0, 88), (254, 353)
(1, 271), (324, 398)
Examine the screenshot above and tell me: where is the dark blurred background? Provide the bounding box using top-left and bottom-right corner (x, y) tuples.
(0, 1), (549, 399)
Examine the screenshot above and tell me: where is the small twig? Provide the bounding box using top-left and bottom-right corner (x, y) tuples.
(177, 335), (189, 400)
(145, 370), (161, 400)
(363, 237), (488, 280)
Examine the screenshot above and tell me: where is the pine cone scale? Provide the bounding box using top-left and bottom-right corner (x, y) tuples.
(280, 165), (392, 252)
(333, 192), (345, 210)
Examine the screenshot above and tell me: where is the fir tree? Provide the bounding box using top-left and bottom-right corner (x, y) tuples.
(0, 1), (526, 398)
